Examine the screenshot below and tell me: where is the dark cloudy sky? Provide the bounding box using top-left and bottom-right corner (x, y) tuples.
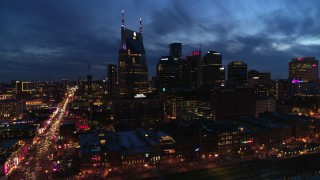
(1, 0), (320, 82)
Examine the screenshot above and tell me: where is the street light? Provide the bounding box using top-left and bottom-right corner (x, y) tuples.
(45, 170), (48, 180)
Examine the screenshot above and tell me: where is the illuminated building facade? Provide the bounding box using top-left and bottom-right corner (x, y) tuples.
(15, 81), (31, 100)
(247, 70), (272, 97)
(118, 11), (148, 95)
(79, 133), (102, 172)
(201, 121), (240, 154)
(228, 61), (247, 86)
(164, 89), (208, 120)
(201, 51), (225, 87)
(86, 75), (92, 95)
(178, 101), (213, 121)
(0, 124), (37, 139)
(248, 70), (271, 86)
(0, 99), (23, 121)
(78, 130), (175, 171)
(260, 112), (317, 140)
(176, 59), (189, 87)
(0, 140), (28, 176)
(234, 116), (292, 148)
(25, 97), (45, 110)
(112, 94), (164, 130)
(273, 79), (289, 100)
(156, 56), (179, 92)
(64, 116), (90, 132)
(289, 57), (318, 82)
(298, 82), (320, 96)
(185, 51), (202, 87)
(107, 64), (117, 95)
(0, 83), (15, 100)
(105, 130), (175, 167)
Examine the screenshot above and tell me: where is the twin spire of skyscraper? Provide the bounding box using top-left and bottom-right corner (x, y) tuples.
(140, 17), (142, 34)
(121, 9), (143, 50)
(118, 9), (148, 95)
(121, 9), (125, 29)
(121, 9), (142, 33)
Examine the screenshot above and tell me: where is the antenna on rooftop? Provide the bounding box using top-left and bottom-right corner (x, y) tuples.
(140, 17), (142, 34)
(88, 64), (91, 75)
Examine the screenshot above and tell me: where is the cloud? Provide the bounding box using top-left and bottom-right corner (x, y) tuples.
(148, 1), (193, 36)
(226, 41), (245, 53)
(1, 0), (320, 82)
(296, 36), (320, 46)
(271, 43), (291, 52)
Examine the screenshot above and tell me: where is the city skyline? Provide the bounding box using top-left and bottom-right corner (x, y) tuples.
(1, 0), (320, 82)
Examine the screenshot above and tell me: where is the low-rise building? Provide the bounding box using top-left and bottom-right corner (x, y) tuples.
(0, 139), (28, 176)
(0, 99), (24, 121)
(78, 129), (175, 172)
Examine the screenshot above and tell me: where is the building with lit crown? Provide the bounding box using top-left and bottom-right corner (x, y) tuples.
(118, 10), (148, 95)
(201, 51), (225, 87)
(289, 57), (318, 82)
(156, 56), (179, 92)
(185, 51), (201, 87)
(228, 61), (247, 86)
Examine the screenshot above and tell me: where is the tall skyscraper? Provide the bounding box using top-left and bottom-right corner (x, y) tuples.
(176, 58), (189, 87)
(228, 61), (247, 86)
(273, 79), (289, 100)
(289, 57), (318, 82)
(86, 64), (92, 95)
(86, 75), (92, 95)
(169, 43), (182, 59)
(186, 51), (201, 87)
(201, 51), (225, 87)
(107, 64), (117, 95)
(156, 56), (179, 92)
(118, 10), (148, 95)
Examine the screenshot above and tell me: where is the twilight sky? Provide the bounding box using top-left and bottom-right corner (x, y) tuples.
(1, 0), (320, 82)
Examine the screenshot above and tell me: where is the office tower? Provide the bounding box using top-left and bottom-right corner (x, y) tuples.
(107, 64), (117, 95)
(289, 57), (318, 82)
(201, 51), (225, 87)
(156, 56), (179, 92)
(86, 75), (92, 95)
(86, 64), (93, 95)
(210, 87), (255, 118)
(118, 10), (148, 95)
(0, 99), (24, 120)
(169, 43), (182, 59)
(186, 51), (201, 87)
(248, 70), (272, 96)
(15, 81), (31, 100)
(164, 89), (209, 120)
(273, 79), (289, 100)
(248, 70), (271, 86)
(112, 95), (164, 130)
(228, 61), (248, 86)
(178, 59), (188, 86)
